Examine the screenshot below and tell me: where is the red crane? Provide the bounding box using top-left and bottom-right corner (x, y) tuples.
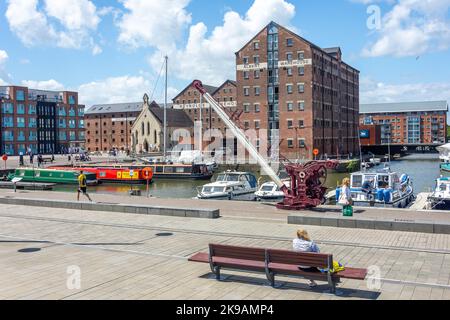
(193, 80), (338, 210)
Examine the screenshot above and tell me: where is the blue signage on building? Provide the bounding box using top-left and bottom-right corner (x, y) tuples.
(360, 129), (370, 139)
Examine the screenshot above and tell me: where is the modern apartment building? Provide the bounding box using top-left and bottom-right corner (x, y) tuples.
(360, 101), (448, 145)
(84, 102), (142, 152)
(0, 85), (85, 155)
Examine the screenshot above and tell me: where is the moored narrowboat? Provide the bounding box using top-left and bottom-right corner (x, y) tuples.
(8, 168), (98, 185)
(48, 166), (153, 184)
(78, 162), (213, 180)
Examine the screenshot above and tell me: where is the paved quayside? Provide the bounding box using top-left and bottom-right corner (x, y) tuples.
(1, 190), (450, 299)
(1, 189), (450, 234)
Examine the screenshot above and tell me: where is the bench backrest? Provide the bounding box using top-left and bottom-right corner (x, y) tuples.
(266, 248), (332, 269)
(209, 244), (266, 262)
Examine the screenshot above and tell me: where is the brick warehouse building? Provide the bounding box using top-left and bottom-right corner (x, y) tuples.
(360, 101), (448, 145)
(173, 79), (238, 133)
(0, 85), (85, 156)
(84, 102), (143, 152)
(235, 21), (360, 160)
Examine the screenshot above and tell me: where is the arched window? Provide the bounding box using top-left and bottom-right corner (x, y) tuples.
(141, 122), (144, 136)
(147, 122), (150, 135)
(154, 130), (157, 144)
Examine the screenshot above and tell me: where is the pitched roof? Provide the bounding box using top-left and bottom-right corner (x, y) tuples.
(360, 101), (448, 114)
(172, 80), (218, 101)
(85, 101), (175, 115)
(235, 21), (358, 72)
(85, 102), (142, 114)
(323, 47), (342, 59)
(149, 102), (193, 127)
(212, 79), (237, 95)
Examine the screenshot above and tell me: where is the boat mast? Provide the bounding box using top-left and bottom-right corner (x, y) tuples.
(358, 125), (363, 171)
(199, 94), (203, 154)
(164, 55), (168, 161)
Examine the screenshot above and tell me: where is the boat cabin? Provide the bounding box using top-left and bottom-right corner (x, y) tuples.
(214, 171), (258, 188)
(351, 172), (401, 190)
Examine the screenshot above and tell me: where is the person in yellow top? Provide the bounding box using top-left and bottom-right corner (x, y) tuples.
(77, 171), (93, 202)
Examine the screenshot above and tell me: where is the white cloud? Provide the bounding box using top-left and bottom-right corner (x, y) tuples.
(360, 76), (450, 103)
(0, 50), (8, 65)
(149, 0), (296, 85)
(5, 0), (101, 53)
(362, 0), (450, 57)
(21, 79), (65, 91)
(44, 0), (99, 30)
(117, 0), (192, 51)
(92, 44), (103, 55)
(77, 75), (180, 107)
(0, 50), (10, 84)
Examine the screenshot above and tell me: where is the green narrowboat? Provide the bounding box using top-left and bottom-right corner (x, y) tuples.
(8, 168), (98, 185)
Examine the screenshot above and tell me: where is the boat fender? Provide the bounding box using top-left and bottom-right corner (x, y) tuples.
(335, 188), (341, 200)
(377, 189), (385, 201)
(400, 174), (409, 185)
(383, 189), (392, 203)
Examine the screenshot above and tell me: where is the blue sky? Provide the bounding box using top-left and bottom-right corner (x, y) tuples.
(0, 0), (449, 108)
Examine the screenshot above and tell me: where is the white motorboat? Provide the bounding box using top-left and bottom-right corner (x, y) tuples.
(197, 171), (258, 200)
(369, 158), (381, 165)
(437, 144), (450, 172)
(428, 177), (450, 210)
(255, 180), (290, 201)
(336, 169), (414, 208)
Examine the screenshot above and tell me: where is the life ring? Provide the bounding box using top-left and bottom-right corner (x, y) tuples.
(142, 167), (153, 180)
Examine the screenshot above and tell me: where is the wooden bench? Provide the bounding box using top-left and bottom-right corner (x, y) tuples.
(189, 244), (368, 294)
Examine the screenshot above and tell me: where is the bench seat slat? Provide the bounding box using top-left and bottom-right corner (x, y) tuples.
(268, 262), (338, 280)
(212, 257), (266, 270)
(336, 267), (367, 280)
(267, 249), (330, 269)
(211, 245), (266, 261)
(188, 252), (209, 263)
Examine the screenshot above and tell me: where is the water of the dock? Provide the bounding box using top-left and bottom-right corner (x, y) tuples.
(1, 189), (450, 300)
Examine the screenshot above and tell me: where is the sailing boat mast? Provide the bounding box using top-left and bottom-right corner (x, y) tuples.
(163, 55), (168, 161)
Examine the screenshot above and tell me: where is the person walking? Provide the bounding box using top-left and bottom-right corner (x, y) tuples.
(293, 229), (321, 288)
(77, 171), (93, 202)
(37, 154), (43, 168)
(29, 153), (34, 165)
(19, 152), (24, 166)
(338, 177), (353, 216)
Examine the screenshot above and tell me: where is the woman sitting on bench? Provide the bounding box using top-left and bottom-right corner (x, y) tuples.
(293, 229), (321, 288)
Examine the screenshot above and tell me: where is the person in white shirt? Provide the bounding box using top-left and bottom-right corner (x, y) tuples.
(292, 229), (321, 287)
(338, 177), (353, 206)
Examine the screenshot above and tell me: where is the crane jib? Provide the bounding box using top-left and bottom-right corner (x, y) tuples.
(192, 80), (285, 190)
